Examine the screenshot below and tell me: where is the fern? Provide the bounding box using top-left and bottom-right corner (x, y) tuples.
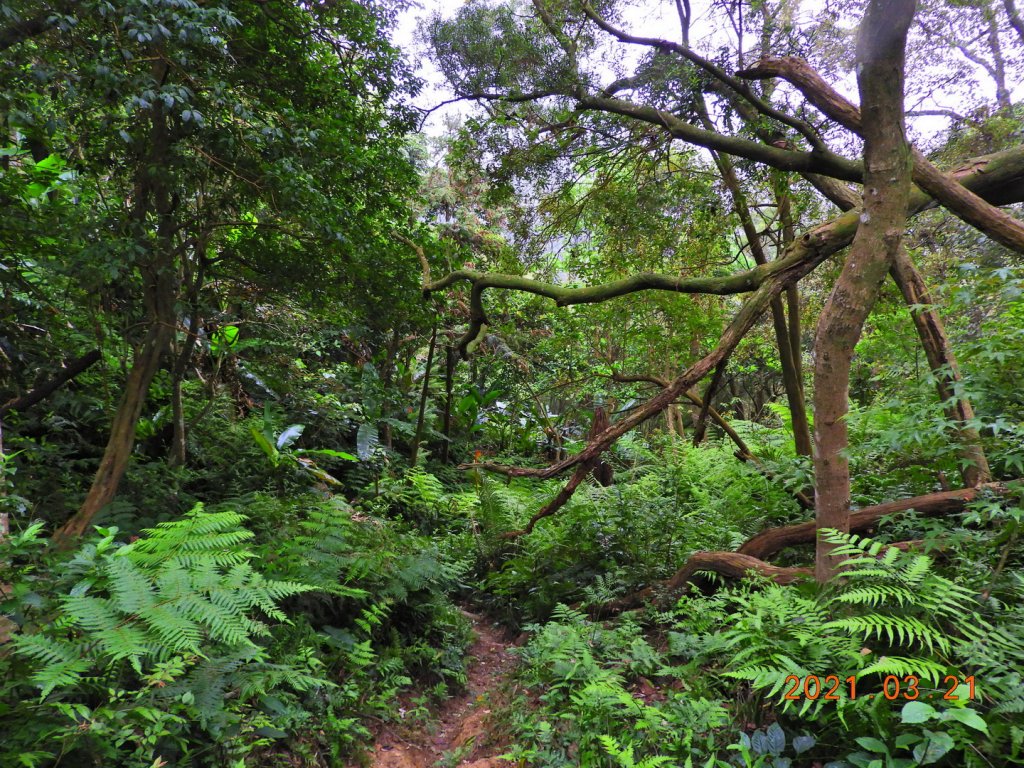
(14, 505), (315, 695)
(821, 529), (984, 666)
(719, 531), (994, 713)
(857, 655), (949, 685)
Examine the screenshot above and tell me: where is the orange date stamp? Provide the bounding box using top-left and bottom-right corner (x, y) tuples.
(782, 674), (975, 701)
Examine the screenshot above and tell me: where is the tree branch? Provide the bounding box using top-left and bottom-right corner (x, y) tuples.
(0, 350), (102, 418)
(737, 56), (1024, 254)
(578, 1), (827, 153)
(577, 92), (863, 182)
(1005, 0), (1024, 43)
(438, 144), (1024, 530)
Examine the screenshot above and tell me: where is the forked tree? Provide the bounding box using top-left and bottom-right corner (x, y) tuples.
(419, 0), (1024, 587)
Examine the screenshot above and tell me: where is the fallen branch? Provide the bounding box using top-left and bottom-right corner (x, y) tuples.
(593, 483), (1015, 617)
(738, 482), (1008, 561)
(594, 552), (811, 616)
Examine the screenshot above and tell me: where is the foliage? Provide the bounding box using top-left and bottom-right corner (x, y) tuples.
(499, 604), (730, 767)
(1, 506), (323, 766)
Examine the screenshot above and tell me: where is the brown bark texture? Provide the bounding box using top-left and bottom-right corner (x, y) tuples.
(888, 250), (991, 486)
(596, 482), (1009, 616)
(812, 0), (915, 582)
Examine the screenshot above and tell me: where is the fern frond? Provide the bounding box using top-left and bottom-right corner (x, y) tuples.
(858, 656), (947, 685)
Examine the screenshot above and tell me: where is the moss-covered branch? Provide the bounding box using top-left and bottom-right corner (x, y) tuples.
(428, 143), (1024, 359)
(738, 56), (1024, 254)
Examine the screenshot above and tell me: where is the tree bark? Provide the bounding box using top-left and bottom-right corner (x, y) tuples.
(889, 249), (991, 486)
(410, 322), (437, 466)
(168, 259), (205, 468)
(700, 118), (813, 457)
(55, 65), (178, 546)
(597, 481), (1011, 616)
(737, 55), (1024, 255)
(740, 482), (1004, 560)
(54, 315), (174, 545)
(440, 344), (456, 464)
(813, 0), (915, 582)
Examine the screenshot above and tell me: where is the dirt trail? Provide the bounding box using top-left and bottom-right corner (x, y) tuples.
(365, 611), (518, 768)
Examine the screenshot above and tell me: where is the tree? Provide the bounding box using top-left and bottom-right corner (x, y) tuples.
(0, 0), (419, 542)
(420, 0), (1024, 582)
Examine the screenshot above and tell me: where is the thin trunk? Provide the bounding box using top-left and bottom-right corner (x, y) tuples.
(889, 249), (990, 485)
(168, 260), (205, 468)
(410, 323), (437, 466)
(778, 180), (805, 387)
(55, 317), (174, 545)
(700, 106), (812, 457)
(693, 357), (728, 445)
(168, 316), (200, 468)
(813, 0), (915, 582)
(441, 345), (456, 464)
(56, 60), (177, 545)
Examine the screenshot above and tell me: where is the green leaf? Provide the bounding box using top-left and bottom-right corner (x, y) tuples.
(210, 325), (239, 355)
(913, 731), (954, 765)
(276, 424), (304, 450)
(251, 426), (278, 462)
(943, 708), (989, 733)
(854, 737), (888, 754)
(298, 448), (358, 461)
(792, 735), (815, 755)
(356, 422), (379, 460)
(901, 700), (937, 724)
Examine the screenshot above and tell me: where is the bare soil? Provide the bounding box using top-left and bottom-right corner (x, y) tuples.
(363, 611), (518, 768)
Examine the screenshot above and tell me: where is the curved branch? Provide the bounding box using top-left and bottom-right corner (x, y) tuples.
(394, 232), (431, 287)
(0, 350), (102, 418)
(426, 266), (770, 357)
(499, 464), (593, 538)
(1006, 0), (1024, 43)
(431, 141), (1024, 359)
(439, 145), (1024, 529)
(595, 552), (811, 615)
(738, 482), (1010, 561)
(577, 92), (863, 182)
(737, 56), (1024, 254)
(578, 1), (827, 153)
(596, 482), (1016, 617)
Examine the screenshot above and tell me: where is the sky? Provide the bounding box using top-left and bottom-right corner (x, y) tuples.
(391, 0), (1015, 142)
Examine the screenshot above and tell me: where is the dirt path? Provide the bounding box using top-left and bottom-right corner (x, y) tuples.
(365, 611), (518, 768)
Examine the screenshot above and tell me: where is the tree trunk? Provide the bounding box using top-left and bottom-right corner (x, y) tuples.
(168, 287), (203, 468)
(889, 249), (991, 486)
(701, 117), (812, 457)
(441, 344), (455, 464)
(813, 0), (916, 582)
(410, 323), (437, 466)
(55, 69), (178, 546)
(55, 316), (174, 545)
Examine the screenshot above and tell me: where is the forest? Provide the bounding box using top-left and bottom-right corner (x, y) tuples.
(1, 0), (1023, 766)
